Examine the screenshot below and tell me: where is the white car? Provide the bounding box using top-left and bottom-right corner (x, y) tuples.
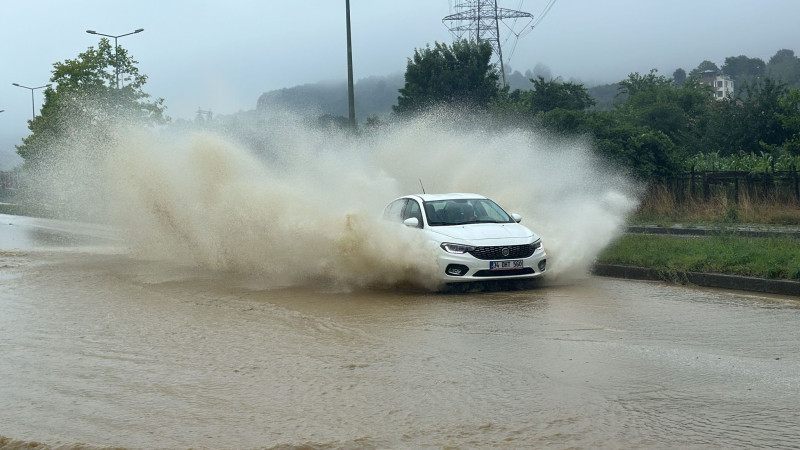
(383, 193), (547, 284)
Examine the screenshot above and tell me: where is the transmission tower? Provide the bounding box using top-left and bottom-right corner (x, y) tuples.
(443, 0), (534, 86)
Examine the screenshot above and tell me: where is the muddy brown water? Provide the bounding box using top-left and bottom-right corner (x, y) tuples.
(1, 218), (800, 448)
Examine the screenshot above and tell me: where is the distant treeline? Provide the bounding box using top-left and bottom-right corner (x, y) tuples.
(255, 48), (800, 119)
(252, 44), (800, 184)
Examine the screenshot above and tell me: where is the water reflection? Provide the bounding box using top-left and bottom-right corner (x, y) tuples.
(0, 214), (119, 250)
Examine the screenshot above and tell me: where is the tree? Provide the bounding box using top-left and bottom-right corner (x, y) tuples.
(394, 40), (500, 115)
(769, 49), (796, 66)
(720, 55), (767, 98)
(532, 62), (552, 81)
(739, 78), (791, 151)
(16, 38), (166, 166)
(722, 55), (766, 78)
(672, 68), (687, 87)
(617, 69), (672, 97)
(488, 76), (594, 130)
(527, 76), (595, 114)
(537, 108), (589, 135)
(609, 71), (714, 172)
(689, 60), (720, 78)
(585, 112), (680, 178)
(704, 78), (791, 155)
(775, 89), (800, 155)
(587, 83), (620, 110)
(766, 49), (800, 89)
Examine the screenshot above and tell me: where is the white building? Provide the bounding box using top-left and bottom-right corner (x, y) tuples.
(700, 71), (735, 100)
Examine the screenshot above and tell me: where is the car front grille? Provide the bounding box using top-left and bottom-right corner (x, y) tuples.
(473, 268), (536, 277)
(468, 243), (537, 260)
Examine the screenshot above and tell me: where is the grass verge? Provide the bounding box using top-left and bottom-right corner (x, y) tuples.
(597, 233), (800, 281)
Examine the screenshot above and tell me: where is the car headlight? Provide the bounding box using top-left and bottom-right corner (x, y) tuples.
(440, 242), (476, 254)
(532, 239), (542, 250)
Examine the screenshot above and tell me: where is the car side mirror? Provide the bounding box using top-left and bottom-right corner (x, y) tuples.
(403, 217), (420, 228)
(511, 213), (522, 223)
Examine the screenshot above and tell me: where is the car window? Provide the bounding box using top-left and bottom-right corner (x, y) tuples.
(478, 199), (513, 222)
(443, 201), (472, 223)
(424, 203), (441, 225)
(382, 199), (407, 222)
(424, 199), (513, 226)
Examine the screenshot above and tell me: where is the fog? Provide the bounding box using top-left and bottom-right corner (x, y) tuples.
(3, 0), (799, 164)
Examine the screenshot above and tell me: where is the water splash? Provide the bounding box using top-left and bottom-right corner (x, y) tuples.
(29, 107), (640, 289)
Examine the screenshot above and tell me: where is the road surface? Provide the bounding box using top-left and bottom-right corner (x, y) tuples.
(1, 214), (799, 448)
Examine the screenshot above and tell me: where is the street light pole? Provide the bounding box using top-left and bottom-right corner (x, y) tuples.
(345, 0), (355, 129)
(85, 28), (144, 89)
(12, 83), (52, 121)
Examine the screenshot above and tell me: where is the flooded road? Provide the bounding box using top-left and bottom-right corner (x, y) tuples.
(1, 216), (800, 448)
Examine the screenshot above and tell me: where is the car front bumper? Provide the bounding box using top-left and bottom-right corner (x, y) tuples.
(436, 247), (547, 283)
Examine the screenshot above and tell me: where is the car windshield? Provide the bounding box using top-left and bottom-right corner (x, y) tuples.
(423, 199), (515, 226)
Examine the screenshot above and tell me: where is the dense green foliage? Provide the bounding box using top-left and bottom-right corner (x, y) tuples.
(392, 44), (800, 179)
(523, 76), (595, 113)
(766, 49), (800, 89)
(394, 40), (500, 114)
(16, 39), (166, 167)
(598, 234), (800, 280)
(687, 151), (800, 172)
(688, 60), (720, 78)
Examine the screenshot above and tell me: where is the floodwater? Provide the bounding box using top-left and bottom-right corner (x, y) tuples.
(1, 215), (799, 449)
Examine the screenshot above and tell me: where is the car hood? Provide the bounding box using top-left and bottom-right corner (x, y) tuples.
(427, 223), (536, 243)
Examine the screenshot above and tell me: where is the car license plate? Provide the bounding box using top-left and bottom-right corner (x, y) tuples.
(490, 260), (523, 271)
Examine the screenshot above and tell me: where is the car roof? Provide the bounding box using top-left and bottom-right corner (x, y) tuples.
(405, 193), (488, 202)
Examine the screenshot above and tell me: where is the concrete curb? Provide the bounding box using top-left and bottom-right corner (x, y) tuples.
(592, 264), (800, 297)
(627, 225), (800, 239)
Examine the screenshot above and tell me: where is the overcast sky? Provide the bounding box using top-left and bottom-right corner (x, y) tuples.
(2, 0), (799, 168)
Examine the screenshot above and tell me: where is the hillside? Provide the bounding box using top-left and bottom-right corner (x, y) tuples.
(256, 73), (404, 121)
(253, 48), (799, 121)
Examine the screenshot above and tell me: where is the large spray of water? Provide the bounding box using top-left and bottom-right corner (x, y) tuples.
(30, 107), (640, 290)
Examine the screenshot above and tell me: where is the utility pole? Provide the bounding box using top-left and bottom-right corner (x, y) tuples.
(345, 0), (356, 129)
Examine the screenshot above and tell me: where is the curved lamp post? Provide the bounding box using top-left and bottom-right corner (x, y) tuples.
(12, 83), (52, 121)
(86, 28), (144, 88)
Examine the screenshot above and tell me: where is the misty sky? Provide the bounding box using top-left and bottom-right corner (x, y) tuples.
(1, 0), (798, 168)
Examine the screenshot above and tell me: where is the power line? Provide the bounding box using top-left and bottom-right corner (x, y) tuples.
(530, 0), (557, 30)
(444, 0), (555, 86)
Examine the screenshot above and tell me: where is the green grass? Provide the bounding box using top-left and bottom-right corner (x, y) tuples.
(598, 234), (800, 281)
